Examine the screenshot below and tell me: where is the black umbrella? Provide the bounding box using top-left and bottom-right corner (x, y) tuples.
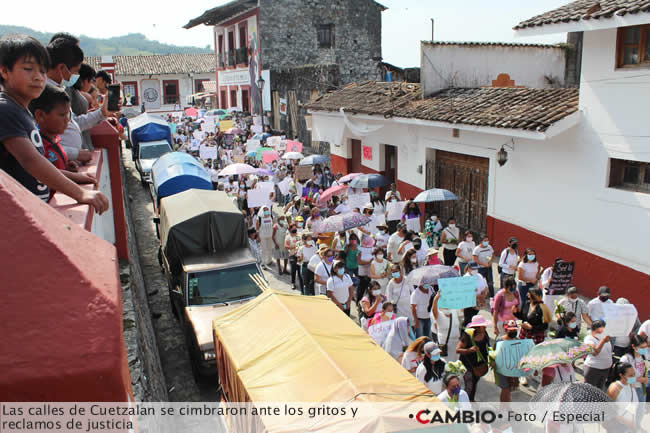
(530, 382), (615, 422)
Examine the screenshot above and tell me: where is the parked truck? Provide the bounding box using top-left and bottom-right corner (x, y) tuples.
(128, 113), (173, 185)
(157, 188), (263, 379)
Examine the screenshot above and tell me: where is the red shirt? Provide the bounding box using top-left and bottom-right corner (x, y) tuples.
(42, 134), (68, 170)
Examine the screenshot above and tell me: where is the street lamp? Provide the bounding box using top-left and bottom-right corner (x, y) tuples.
(257, 76), (265, 130)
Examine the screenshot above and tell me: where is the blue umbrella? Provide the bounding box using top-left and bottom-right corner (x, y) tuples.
(413, 188), (458, 203)
(348, 173), (389, 189)
(246, 150), (256, 157)
(299, 155), (329, 166)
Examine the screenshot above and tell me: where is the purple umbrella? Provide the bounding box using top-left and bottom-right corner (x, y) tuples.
(406, 265), (459, 287)
(256, 168), (274, 176)
(318, 212), (371, 233)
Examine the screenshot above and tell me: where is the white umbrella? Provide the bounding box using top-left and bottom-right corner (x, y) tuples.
(282, 152), (304, 160)
(219, 163), (257, 177)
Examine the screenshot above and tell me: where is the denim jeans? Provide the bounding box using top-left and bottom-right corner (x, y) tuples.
(301, 263), (314, 296)
(415, 317), (432, 339)
(459, 262), (468, 275)
(518, 282), (534, 309)
(478, 266), (494, 297)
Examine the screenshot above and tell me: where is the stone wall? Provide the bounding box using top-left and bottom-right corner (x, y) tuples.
(270, 64), (339, 148)
(259, 0), (383, 85)
(565, 32), (583, 87)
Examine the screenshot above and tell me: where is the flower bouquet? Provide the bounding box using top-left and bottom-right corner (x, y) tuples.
(554, 299), (565, 316)
(444, 360), (466, 376)
(464, 328), (486, 363)
(488, 348), (497, 369)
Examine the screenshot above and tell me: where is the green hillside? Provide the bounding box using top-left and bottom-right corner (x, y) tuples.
(0, 25), (212, 56)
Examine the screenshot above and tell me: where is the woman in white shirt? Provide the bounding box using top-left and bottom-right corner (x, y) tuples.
(387, 264), (413, 325)
(607, 362), (639, 432)
(431, 291), (460, 363)
(516, 248), (540, 310)
(619, 334), (649, 406)
(455, 231), (475, 275)
(330, 231), (347, 254)
(498, 237), (518, 289)
(374, 224), (390, 249)
(415, 342), (446, 394)
(583, 320), (613, 391)
(326, 261), (354, 316)
(369, 247), (391, 294)
(314, 248), (334, 296)
(401, 336), (430, 374)
(440, 217), (460, 266)
(437, 375), (471, 410)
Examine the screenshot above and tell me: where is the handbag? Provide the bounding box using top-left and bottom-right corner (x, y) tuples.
(472, 362), (489, 377)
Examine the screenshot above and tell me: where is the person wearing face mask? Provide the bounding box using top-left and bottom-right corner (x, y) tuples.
(455, 231), (475, 275)
(412, 237), (429, 267)
(369, 247), (390, 294)
(492, 277), (521, 337)
(424, 214), (442, 248)
(344, 233), (360, 279)
(556, 287), (591, 332)
(494, 320), (521, 402)
(319, 166), (335, 189)
(516, 248), (541, 310)
(237, 181), (248, 210)
(416, 342), (446, 394)
(306, 207), (323, 233)
(374, 224), (390, 248)
(387, 264), (414, 326)
(272, 215), (289, 275)
(587, 286), (613, 325)
(472, 236), (495, 298)
(385, 192), (402, 234)
(387, 223), (406, 264)
(426, 247), (443, 265)
(360, 281), (387, 330)
(431, 290), (461, 363)
(606, 362), (639, 432)
(369, 301), (395, 331)
(520, 288), (551, 345)
(440, 217), (460, 266)
(297, 233), (318, 296)
(356, 236), (376, 303)
(255, 205), (275, 268)
(410, 283), (434, 338)
(294, 215), (306, 234)
(331, 230), (347, 254)
(556, 312), (580, 339)
(247, 228), (262, 265)
(334, 195), (350, 214)
(314, 248), (334, 296)
(384, 183), (401, 201)
(437, 374), (471, 409)
(401, 200), (422, 233)
(326, 262), (354, 316)
(498, 237), (519, 290)
(612, 298), (642, 358)
(583, 320), (612, 391)
(620, 335), (649, 407)
(284, 223), (303, 292)
(401, 249), (419, 277)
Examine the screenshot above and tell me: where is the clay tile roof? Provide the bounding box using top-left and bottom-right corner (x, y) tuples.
(304, 81), (421, 116)
(306, 83), (580, 133)
(422, 41), (563, 49)
(514, 0), (650, 30)
(84, 53), (215, 76)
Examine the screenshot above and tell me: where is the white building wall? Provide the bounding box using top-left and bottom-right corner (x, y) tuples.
(421, 43), (567, 96)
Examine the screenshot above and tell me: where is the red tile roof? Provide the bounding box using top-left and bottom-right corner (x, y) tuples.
(305, 81), (579, 132)
(84, 53), (215, 76)
(514, 0), (650, 30)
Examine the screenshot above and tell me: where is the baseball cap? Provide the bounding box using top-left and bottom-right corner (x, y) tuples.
(363, 202), (374, 210)
(468, 261), (479, 270)
(423, 342), (442, 356)
(504, 320), (518, 330)
(598, 286), (610, 296)
(318, 244), (329, 252)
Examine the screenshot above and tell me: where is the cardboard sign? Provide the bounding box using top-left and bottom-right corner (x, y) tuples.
(256, 146), (274, 161)
(276, 140), (287, 151)
(247, 189), (272, 209)
(295, 165), (313, 181)
(190, 139), (200, 151)
(199, 145), (217, 160)
(362, 145), (372, 160)
(548, 259), (575, 295)
(368, 319), (393, 347)
(495, 339), (535, 377)
(602, 303), (638, 337)
(347, 192), (371, 211)
(386, 201), (406, 221)
(438, 276), (477, 310)
(219, 119), (233, 131)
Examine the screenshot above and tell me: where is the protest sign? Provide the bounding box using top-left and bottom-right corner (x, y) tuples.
(368, 320), (393, 347)
(278, 178), (291, 196)
(190, 139), (200, 151)
(252, 124), (263, 134)
(286, 141), (303, 153)
(199, 145), (217, 160)
(347, 193), (371, 210)
(256, 147), (274, 161)
(495, 339), (535, 377)
(219, 119), (233, 131)
(276, 140), (286, 151)
(386, 201), (406, 221)
(247, 189), (271, 209)
(246, 139), (261, 153)
(438, 276), (477, 310)
(223, 134), (235, 146)
(262, 151), (279, 163)
(602, 303), (638, 337)
(548, 259), (575, 295)
(256, 182), (275, 194)
(203, 116), (217, 133)
(295, 165), (313, 181)
(267, 136), (282, 148)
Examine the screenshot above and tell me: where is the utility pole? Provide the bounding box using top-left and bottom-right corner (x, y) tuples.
(431, 18), (434, 41)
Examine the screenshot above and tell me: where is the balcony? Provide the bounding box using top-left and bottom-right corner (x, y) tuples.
(216, 53), (225, 69)
(236, 47), (249, 66)
(226, 50), (236, 67)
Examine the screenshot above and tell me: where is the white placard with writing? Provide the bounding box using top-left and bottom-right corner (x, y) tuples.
(199, 145), (217, 160)
(203, 116), (217, 133)
(602, 303), (638, 337)
(368, 320), (393, 347)
(190, 139), (200, 151)
(386, 201), (406, 221)
(247, 188), (272, 209)
(246, 139), (261, 153)
(256, 182), (275, 194)
(347, 193), (371, 211)
(267, 136), (282, 148)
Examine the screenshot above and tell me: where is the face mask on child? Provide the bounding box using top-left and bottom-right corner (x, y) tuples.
(336, 268), (345, 276)
(392, 272), (401, 279)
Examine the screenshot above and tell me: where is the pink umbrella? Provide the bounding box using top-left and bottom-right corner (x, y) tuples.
(184, 107), (198, 117)
(317, 184), (348, 205)
(339, 172), (362, 183)
(226, 127), (245, 134)
(219, 163), (257, 176)
(262, 150), (279, 163)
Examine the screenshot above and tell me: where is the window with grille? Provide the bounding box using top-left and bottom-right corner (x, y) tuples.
(609, 158), (650, 193)
(317, 24), (335, 48)
(163, 80), (179, 105)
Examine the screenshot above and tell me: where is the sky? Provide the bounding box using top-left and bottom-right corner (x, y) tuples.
(3, 0), (570, 67)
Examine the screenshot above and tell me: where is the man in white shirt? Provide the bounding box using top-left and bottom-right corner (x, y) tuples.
(556, 286), (592, 331)
(384, 183), (401, 201)
(587, 286), (613, 323)
(387, 223), (406, 264)
(472, 236), (495, 297)
(314, 248), (334, 295)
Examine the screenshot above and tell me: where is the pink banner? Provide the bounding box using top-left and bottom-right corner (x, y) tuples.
(262, 151), (279, 163)
(286, 140), (303, 153)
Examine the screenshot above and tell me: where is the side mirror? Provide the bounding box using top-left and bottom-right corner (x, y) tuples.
(153, 217), (161, 224)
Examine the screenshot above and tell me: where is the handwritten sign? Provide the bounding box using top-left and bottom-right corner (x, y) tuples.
(267, 136), (282, 148)
(286, 141), (303, 153)
(203, 116), (217, 133)
(246, 139), (261, 153)
(295, 165), (313, 181)
(189, 139), (200, 151)
(362, 145), (372, 160)
(219, 119), (233, 131)
(368, 319), (393, 347)
(247, 189), (271, 209)
(262, 151), (279, 163)
(199, 145), (217, 160)
(347, 192), (371, 211)
(496, 339), (534, 377)
(438, 276), (477, 310)
(602, 303), (638, 337)
(548, 259), (575, 295)
(386, 201), (406, 221)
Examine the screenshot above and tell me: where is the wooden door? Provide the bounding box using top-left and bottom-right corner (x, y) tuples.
(272, 91), (280, 130)
(433, 150), (489, 237)
(382, 144), (397, 197)
(288, 90), (298, 139)
(350, 139), (362, 174)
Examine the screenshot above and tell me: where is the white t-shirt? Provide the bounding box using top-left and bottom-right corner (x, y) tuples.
(307, 254), (322, 272)
(472, 244), (494, 267)
(587, 298), (613, 322)
(584, 334), (613, 370)
(334, 203), (350, 214)
(517, 261), (539, 282)
(388, 278), (414, 324)
(456, 240), (475, 263)
(401, 351), (420, 373)
(410, 287), (434, 319)
(638, 320), (650, 337)
(498, 248), (518, 275)
(620, 353), (646, 388)
(298, 244), (318, 264)
(314, 261), (333, 295)
(387, 233), (404, 263)
(415, 362), (444, 394)
(374, 231), (389, 248)
(326, 274), (353, 304)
